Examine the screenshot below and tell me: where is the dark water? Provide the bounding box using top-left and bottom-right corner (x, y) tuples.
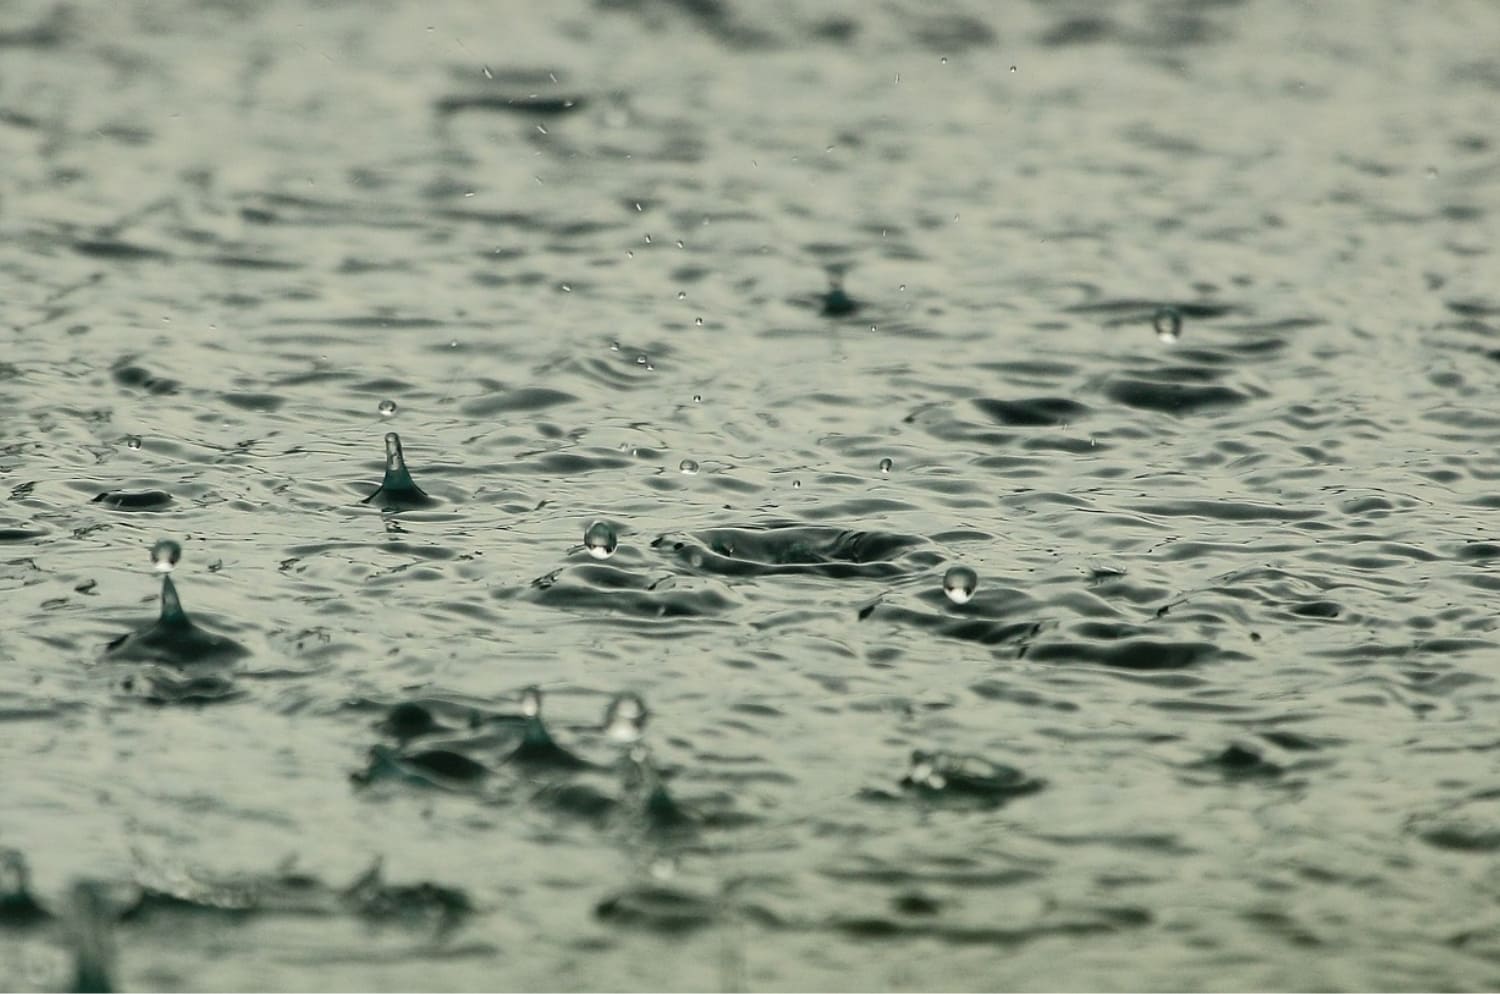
(3, 0), (1500, 989)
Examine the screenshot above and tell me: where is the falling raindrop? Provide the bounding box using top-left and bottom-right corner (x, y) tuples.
(610, 341), (620, 351)
(695, 317), (703, 327)
(377, 399), (398, 418)
(603, 692), (649, 744)
(636, 354), (648, 365)
(676, 291), (686, 300)
(521, 686), (542, 718)
(1153, 306), (1183, 344)
(150, 539), (181, 574)
(692, 394), (702, 404)
(879, 457), (893, 474)
(792, 479), (802, 489)
(679, 459), (699, 475)
(125, 435), (142, 450)
(584, 521), (619, 560)
(943, 566), (978, 605)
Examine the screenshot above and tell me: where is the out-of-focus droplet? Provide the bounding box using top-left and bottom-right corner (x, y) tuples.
(943, 565), (978, 605)
(1009, 64), (1017, 72)
(679, 459), (699, 475)
(521, 686), (542, 718)
(603, 692), (649, 744)
(692, 394), (702, 404)
(792, 479), (802, 489)
(378, 399), (397, 418)
(151, 539), (181, 574)
(1153, 306), (1182, 344)
(482, 65), (493, 79)
(636, 354), (648, 365)
(676, 291), (686, 300)
(125, 435), (142, 450)
(879, 457), (893, 474)
(584, 521), (619, 560)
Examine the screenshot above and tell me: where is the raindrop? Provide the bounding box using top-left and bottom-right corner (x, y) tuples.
(635, 354), (648, 365)
(610, 341), (620, 351)
(482, 65), (494, 79)
(694, 317), (703, 327)
(584, 521), (619, 560)
(521, 685), (542, 718)
(675, 240), (684, 249)
(940, 56), (948, 64)
(603, 692), (649, 744)
(560, 282), (572, 292)
(679, 459), (699, 475)
(644, 234), (652, 244)
(377, 399), (398, 418)
(879, 457), (893, 474)
(1153, 306), (1182, 344)
(792, 479), (802, 489)
(125, 435), (142, 450)
(692, 394), (702, 404)
(150, 539), (181, 574)
(1009, 64), (1017, 72)
(676, 291), (686, 300)
(943, 566), (978, 605)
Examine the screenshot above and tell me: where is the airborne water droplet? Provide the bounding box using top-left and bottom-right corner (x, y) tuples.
(692, 394), (702, 403)
(694, 317), (703, 327)
(377, 399), (397, 418)
(676, 291), (686, 300)
(584, 521), (619, 560)
(942, 565), (978, 605)
(125, 435), (142, 450)
(1153, 306), (1183, 344)
(150, 539), (181, 574)
(610, 341), (620, 351)
(636, 354), (648, 365)
(521, 685), (542, 718)
(603, 692), (649, 744)
(879, 457), (893, 474)
(679, 459), (699, 475)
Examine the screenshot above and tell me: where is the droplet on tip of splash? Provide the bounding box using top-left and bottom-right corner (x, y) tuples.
(603, 692), (649, 744)
(584, 521), (619, 560)
(943, 565), (978, 605)
(150, 539), (181, 574)
(679, 459), (699, 475)
(377, 399), (397, 418)
(521, 686), (542, 718)
(1153, 307), (1182, 343)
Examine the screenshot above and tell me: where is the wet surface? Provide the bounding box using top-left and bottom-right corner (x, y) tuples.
(3, 0), (1500, 990)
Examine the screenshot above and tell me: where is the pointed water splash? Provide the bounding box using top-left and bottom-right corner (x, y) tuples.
(105, 545), (247, 667)
(0, 849), (47, 926)
(605, 694), (691, 832)
(66, 880), (117, 994)
(507, 686), (589, 770)
(363, 432), (437, 509)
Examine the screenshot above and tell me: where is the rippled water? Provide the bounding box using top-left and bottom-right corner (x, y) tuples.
(3, 1), (1500, 990)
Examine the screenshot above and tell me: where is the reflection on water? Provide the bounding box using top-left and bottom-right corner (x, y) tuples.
(3, 0), (1500, 989)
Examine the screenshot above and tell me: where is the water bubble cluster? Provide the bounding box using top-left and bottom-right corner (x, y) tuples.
(942, 565), (978, 605)
(584, 521), (619, 560)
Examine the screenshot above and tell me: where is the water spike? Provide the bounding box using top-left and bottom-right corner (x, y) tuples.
(159, 574), (188, 626)
(363, 432), (436, 509)
(507, 687), (589, 770)
(67, 880), (117, 994)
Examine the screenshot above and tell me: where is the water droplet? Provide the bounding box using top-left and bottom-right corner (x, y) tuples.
(603, 692), (649, 743)
(521, 685), (542, 718)
(1425, 166), (1438, 180)
(644, 233), (652, 244)
(694, 317), (703, 327)
(1153, 306), (1182, 344)
(879, 457), (893, 474)
(610, 341), (620, 351)
(584, 521), (619, 560)
(151, 539), (181, 573)
(125, 435), (142, 450)
(559, 282), (572, 293)
(943, 566), (978, 605)
(635, 354), (648, 365)
(679, 459), (699, 475)
(792, 479), (802, 489)
(1009, 64), (1017, 72)
(692, 394), (702, 404)
(676, 291), (686, 300)
(482, 65), (493, 79)
(675, 240), (684, 249)
(377, 399), (398, 418)
(940, 56), (948, 64)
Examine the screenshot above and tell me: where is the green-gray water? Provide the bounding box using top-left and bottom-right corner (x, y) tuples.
(3, 1), (1500, 990)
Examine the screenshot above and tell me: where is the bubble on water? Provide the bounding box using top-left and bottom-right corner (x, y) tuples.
(521, 685), (542, 718)
(584, 520), (619, 560)
(649, 857), (676, 882)
(377, 399), (397, 418)
(125, 435), (142, 450)
(1153, 306), (1182, 343)
(679, 459), (699, 475)
(150, 539), (181, 574)
(943, 565), (978, 605)
(603, 692), (649, 744)
(879, 457), (893, 474)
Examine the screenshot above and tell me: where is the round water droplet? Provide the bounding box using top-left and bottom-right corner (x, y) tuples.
(520, 686), (542, 718)
(1153, 307), (1182, 343)
(603, 692), (649, 744)
(125, 435), (142, 450)
(584, 521), (619, 560)
(694, 317), (703, 327)
(610, 340), (620, 351)
(377, 399), (397, 418)
(1009, 64), (1017, 72)
(676, 291), (686, 300)
(943, 566), (978, 605)
(692, 394), (702, 404)
(879, 457), (893, 474)
(679, 459), (699, 475)
(151, 539), (182, 574)
(636, 354), (648, 365)
(792, 479), (802, 489)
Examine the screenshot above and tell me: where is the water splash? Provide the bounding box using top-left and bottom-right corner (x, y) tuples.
(66, 880), (117, 994)
(362, 432), (437, 509)
(678, 459), (699, 476)
(603, 692), (649, 744)
(506, 686), (590, 770)
(105, 549), (248, 666)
